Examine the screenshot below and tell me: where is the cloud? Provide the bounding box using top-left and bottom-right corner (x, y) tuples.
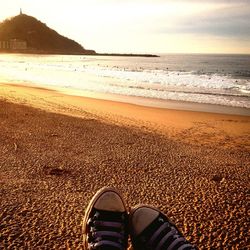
(158, 2), (250, 38)
(89, 0), (250, 3)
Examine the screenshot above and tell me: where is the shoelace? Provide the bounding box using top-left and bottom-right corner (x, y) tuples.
(87, 211), (126, 250)
(148, 217), (195, 250)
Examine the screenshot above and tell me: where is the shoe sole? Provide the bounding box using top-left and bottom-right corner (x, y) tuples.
(82, 187), (127, 250)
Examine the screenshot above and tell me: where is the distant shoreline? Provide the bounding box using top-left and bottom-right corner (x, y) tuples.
(0, 50), (159, 58)
(95, 53), (159, 58)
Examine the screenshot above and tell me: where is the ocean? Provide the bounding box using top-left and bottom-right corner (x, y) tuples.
(0, 53), (250, 112)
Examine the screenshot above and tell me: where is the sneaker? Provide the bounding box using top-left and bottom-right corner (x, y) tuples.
(129, 205), (195, 250)
(82, 187), (128, 250)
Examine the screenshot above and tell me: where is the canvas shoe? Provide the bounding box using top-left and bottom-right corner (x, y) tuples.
(129, 205), (196, 250)
(83, 187), (128, 250)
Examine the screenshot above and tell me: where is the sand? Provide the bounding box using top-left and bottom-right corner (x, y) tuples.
(0, 83), (249, 249)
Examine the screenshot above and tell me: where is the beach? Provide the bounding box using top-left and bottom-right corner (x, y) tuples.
(0, 83), (249, 249)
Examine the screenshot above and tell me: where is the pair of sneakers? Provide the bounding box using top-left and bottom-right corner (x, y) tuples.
(83, 187), (195, 250)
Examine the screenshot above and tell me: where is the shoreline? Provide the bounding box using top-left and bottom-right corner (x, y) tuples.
(0, 51), (158, 57)
(58, 87), (250, 116)
(0, 53), (249, 115)
(1, 82), (249, 149)
(3, 81), (250, 117)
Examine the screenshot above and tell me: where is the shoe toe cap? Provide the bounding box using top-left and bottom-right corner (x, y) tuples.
(131, 206), (159, 236)
(94, 191), (126, 212)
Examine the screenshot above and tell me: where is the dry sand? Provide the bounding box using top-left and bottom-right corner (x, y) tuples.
(0, 83), (249, 249)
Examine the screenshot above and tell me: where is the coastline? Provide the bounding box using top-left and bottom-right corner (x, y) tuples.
(0, 51), (158, 57)
(56, 86), (250, 116)
(2, 81), (250, 116)
(0, 82), (249, 248)
(1, 53), (249, 114)
(1, 82), (250, 147)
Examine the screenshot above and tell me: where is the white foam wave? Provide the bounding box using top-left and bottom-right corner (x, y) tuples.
(0, 54), (250, 108)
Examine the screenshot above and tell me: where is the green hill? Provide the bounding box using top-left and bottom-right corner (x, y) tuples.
(0, 13), (96, 54)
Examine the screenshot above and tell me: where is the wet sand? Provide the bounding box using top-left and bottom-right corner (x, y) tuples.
(0, 83), (249, 249)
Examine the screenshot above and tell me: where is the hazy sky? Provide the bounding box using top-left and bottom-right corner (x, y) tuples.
(1, 0), (250, 54)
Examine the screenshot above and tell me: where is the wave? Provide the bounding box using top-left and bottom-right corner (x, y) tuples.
(111, 83), (250, 98)
(77, 66), (250, 93)
(90, 83), (249, 108)
(0, 54), (250, 109)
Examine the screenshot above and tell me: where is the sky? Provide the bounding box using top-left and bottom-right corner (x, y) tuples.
(0, 0), (250, 54)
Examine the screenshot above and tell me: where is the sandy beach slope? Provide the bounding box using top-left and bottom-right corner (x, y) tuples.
(0, 83), (249, 249)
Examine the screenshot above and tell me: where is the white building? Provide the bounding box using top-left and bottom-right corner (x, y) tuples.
(0, 39), (27, 50)
(10, 39), (27, 50)
(0, 41), (10, 49)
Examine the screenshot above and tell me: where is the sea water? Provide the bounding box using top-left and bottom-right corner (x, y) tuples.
(0, 53), (250, 110)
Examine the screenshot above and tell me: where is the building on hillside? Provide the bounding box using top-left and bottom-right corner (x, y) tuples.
(0, 39), (27, 50)
(0, 41), (10, 49)
(9, 39), (27, 50)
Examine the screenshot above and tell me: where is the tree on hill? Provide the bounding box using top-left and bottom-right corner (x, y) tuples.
(0, 13), (95, 54)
